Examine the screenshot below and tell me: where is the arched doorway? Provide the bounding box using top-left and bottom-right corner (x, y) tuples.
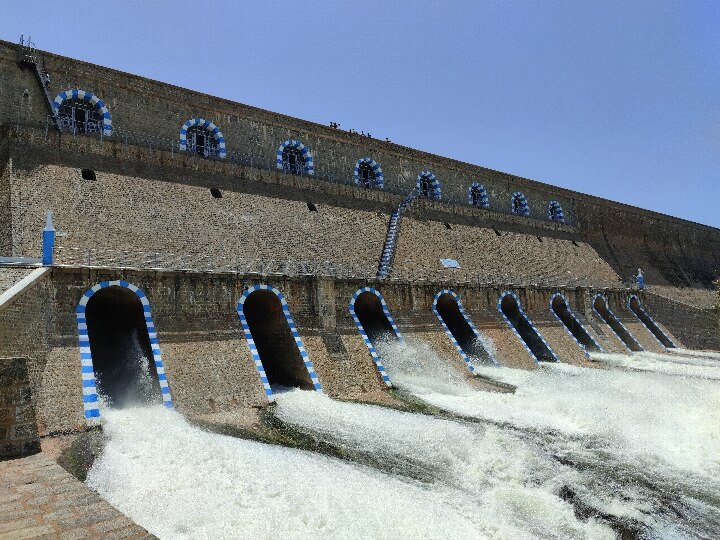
(77, 280), (172, 419)
(499, 292), (558, 362)
(348, 287), (403, 385)
(237, 285), (321, 396)
(550, 293), (602, 353)
(593, 295), (643, 352)
(628, 295), (675, 348)
(433, 290), (495, 371)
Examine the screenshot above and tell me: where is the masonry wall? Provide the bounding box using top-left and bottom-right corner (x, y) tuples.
(0, 357), (40, 459)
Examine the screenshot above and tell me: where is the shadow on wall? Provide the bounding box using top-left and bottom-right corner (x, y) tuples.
(243, 289), (314, 390)
(500, 293), (557, 362)
(593, 295), (643, 352)
(550, 294), (602, 353)
(435, 292), (492, 364)
(86, 287), (161, 407)
(628, 295), (675, 348)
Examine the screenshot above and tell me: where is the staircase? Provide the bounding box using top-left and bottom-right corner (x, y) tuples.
(16, 35), (60, 130)
(377, 188), (419, 278)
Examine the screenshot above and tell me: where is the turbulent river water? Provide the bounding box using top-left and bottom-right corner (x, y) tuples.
(85, 340), (720, 539)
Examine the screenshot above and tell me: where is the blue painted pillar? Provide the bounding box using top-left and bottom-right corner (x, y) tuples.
(636, 268), (645, 290)
(42, 209), (55, 266)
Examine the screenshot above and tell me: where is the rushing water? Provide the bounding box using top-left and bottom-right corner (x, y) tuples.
(86, 337), (720, 539)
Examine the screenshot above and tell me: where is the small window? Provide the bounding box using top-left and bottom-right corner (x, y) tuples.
(494, 229), (502, 236)
(81, 169), (96, 181)
(572, 240), (579, 247)
(444, 222), (452, 230)
(511, 192), (530, 217)
(358, 162), (375, 188)
(284, 147), (305, 175)
(537, 236), (543, 243)
(210, 188), (222, 198)
(547, 200), (565, 223)
(187, 125), (219, 158)
(307, 202), (318, 212)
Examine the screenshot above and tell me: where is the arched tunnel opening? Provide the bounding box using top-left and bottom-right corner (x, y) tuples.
(243, 290), (314, 390)
(353, 292), (399, 347)
(593, 296), (643, 352)
(628, 297), (675, 348)
(86, 287), (161, 407)
(551, 296), (601, 353)
(500, 294), (557, 362)
(436, 293), (492, 363)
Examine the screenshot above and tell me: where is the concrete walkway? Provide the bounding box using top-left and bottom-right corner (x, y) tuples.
(0, 453), (155, 540)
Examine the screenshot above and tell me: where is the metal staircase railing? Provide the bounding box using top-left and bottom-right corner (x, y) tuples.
(377, 187), (420, 278)
(17, 35), (60, 130)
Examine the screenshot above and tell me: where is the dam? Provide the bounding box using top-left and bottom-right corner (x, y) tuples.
(1, 36), (719, 538)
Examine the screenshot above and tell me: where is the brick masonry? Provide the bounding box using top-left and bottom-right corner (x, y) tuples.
(0, 357), (40, 460)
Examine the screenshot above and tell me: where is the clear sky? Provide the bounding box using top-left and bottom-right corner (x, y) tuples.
(2, 1), (718, 226)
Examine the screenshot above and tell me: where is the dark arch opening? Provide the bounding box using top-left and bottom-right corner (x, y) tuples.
(186, 125), (218, 157)
(420, 176), (433, 198)
(628, 297), (674, 348)
(85, 287), (161, 407)
(354, 292), (397, 347)
(593, 296), (643, 351)
(58, 98), (102, 134)
(358, 162), (375, 188)
(436, 294), (491, 363)
(551, 296), (601, 352)
(469, 186), (483, 206)
(282, 146), (305, 175)
(243, 290), (314, 390)
(500, 294), (557, 362)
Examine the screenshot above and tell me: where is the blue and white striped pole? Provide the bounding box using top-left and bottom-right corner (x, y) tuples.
(42, 210), (55, 266)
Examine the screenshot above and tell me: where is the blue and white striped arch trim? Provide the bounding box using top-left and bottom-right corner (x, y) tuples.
(237, 284), (322, 399)
(549, 292), (602, 357)
(511, 191), (530, 217)
(547, 200), (565, 223)
(627, 294), (676, 348)
(498, 290), (560, 364)
(276, 139), (315, 175)
(417, 170), (441, 200)
(76, 280), (173, 421)
(348, 287), (404, 387)
(433, 289), (497, 372)
(592, 293), (642, 353)
(353, 157), (384, 188)
(179, 118), (227, 158)
(467, 182), (489, 208)
(52, 89), (112, 136)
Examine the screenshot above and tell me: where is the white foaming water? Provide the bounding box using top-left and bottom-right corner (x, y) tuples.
(88, 405), (486, 540)
(590, 350), (720, 380)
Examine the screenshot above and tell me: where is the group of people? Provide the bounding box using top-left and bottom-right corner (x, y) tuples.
(329, 121), (391, 142)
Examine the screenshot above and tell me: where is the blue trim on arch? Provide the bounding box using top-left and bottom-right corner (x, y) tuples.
(467, 182), (489, 208)
(592, 293), (642, 353)
(417, 170), (441, 200)
(76, 280), (173, 421)
(549, 292), (602, 357)
(237, 284), (322, 399)
(276, 139), (315, 175)
(348, 287), (403, 386)
(432, 289), (498, 372)
(52, 89), (113, 136)
(497, 290), (560, 363)
(511, 191), (530, 217)
(178, 118), (227, 158)
(353, 157), (384, 188)
(547, 200), (565, 223)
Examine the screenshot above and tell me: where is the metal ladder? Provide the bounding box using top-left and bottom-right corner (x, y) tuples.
(16, 35), (60, 130)
(377, 188), (419, 278)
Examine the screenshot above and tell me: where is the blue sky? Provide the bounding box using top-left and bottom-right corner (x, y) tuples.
(2, 1), (718, 226)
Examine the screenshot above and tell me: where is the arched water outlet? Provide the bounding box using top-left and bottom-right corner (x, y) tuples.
(550, 293), (602, 354)
(498, 292), (559, 363)
(76, 281), (173, 419)
(432, 290), (496, 371)
(628, 295), (676, 348)
(592, 294), (643, 352)
(348, 287), (404, 386)
(237, 285), (322, 395)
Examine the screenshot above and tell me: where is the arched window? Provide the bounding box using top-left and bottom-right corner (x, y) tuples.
(277, 140), (314, 176)
(417, 171), (441, 200)
(354, 158), (384, 188)
(52, 89), (112, 136)
(511, 191), (530, 217)
(467, 183), (489, 208)
(179, 118), (227, 158)
(547, 200), (565, 223)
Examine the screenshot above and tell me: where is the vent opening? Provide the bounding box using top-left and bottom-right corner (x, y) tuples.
(551, 295), (601, 352)
(444, 222), (452, 230)
(307, 202), (318, 212)
(81, 169), (96, 181)
(500, 294), (557, 362)
(210, 188), (222, 198)
(593, 296), (643, 352)
(494, 229), (502, 236)
(628, 296), (675, 348)
(537, 236), (543, 243)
